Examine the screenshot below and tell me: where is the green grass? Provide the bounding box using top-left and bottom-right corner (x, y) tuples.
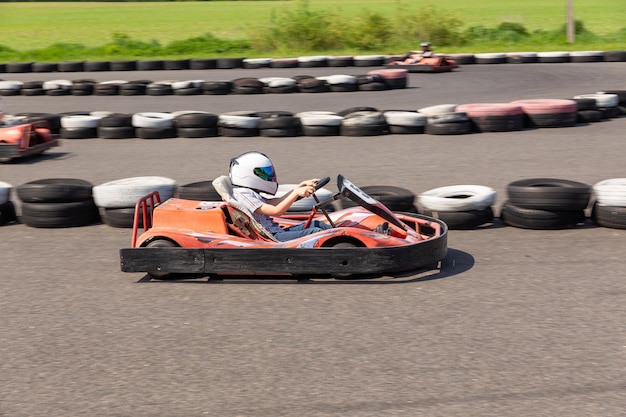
(0, 0), (624, 59)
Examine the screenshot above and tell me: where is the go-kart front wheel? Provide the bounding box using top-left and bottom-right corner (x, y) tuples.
(145, 239), (179, 280)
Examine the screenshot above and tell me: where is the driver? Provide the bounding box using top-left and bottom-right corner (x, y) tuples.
(229, 151), (333, 241)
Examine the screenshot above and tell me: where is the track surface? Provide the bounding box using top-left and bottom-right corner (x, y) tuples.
(1, 63), (625, 417)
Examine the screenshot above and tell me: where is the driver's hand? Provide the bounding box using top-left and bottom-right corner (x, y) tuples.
(298, 178), (319, 188)
(294, 183), (316, 198)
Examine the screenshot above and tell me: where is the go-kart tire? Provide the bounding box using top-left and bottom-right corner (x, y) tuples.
(577, 110), (603, 123)
(507, 178), (592, 211)
(500, 201), (585, 230)
(591, 204), (626, 229)
(16, 178), (94, 203)
(419, 206), (494, 230)
(417, 185), (496, 212)
(0, 201), (18, 225)
(20, 200), (100, 228)
(93, 176), (177, 209)
(145, 239), (180, 280)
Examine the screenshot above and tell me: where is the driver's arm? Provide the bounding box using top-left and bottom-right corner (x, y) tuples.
(259, 179), (319, 216)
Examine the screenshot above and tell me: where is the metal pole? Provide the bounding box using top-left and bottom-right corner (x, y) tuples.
(566, 0), (575, 43)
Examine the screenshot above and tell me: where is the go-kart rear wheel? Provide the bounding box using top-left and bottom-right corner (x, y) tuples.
(145, 239), (179, 280)
(330, 242), (358, 279)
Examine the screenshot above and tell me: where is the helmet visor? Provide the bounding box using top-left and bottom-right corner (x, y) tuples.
(253, 165), (276, 182)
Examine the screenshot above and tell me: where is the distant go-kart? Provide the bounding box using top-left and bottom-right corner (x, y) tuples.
(119, 175), (448, 280)
(0, 120), (59, 163)
(386, 56), (459, 73)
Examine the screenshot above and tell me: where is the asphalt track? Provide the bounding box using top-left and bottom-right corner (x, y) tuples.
(1, 62), (625, 417)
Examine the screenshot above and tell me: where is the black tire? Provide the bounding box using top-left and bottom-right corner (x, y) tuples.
(470, 114), (525, 132)
(577, 110), (603, 123)
(340, 124), (386, 136)
(176, 127), (219, 138)
(6, 62), (33, 73)
(20, 200), (101, 228)
(146, 84), (173, 96)
(327, 57), (354, 67)
(21, 88), (46, 96)
(216, 58), (244, 69)
(218, 126), (259, 137)
(99, 113), (134, 127)
(329, 83), (358, 92)
(163, 59), (190, 70)
(16, 178), (94, 203)
(341, 185), (415, 211)
(32, 62), (58, 72)
(175, 113), (218, 128)
(98, 126), (136, 139)
(173, 87), (202, 96)
(603, 50), (626, 62)
(84, 61), (111, 72)
(0, 201), (18, 225)
(190, 58), (217, 69)
(337, 106), (379, 117)
(525, 112), (578, 128)
(500, 201), (585, 230)
(300, 125), (340, 136)
(507, 178), (591, 211)
(102, 207), (142, 228)
(119, 84), (147, 96)
(259, 127), (300, 137)
(136, 60), (164, 71)
(591, 204), (626, 229)
(418, 207), (494, 230)
(136, 127), (177, 139)
(60, 127), (98, 139)
(58, 61), (85, 72)
(425, 121), (472, 135)
(358, 82), (388, 91)
(388, 125), (424, 134)
(110, 60), (137, 71)
(258, 116), (300, 129)
(177, 181), (222, 201)
(144, 239), (180, 279)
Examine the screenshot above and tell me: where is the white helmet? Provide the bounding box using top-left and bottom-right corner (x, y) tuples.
(229, 151), (278, 195)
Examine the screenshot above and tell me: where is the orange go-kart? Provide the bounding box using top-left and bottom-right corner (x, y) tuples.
(386, 56), (459, 73)
(0, 120), (59, 163)
(119, 175), (448, 280)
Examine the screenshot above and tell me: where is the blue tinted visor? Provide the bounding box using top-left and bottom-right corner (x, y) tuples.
(253, 166), (276, 182)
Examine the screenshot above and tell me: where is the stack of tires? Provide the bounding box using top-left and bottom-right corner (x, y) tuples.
(573, 92), (622, 119)
(16, 178), (100, 228)
(341, 185), (416, 213)
(455, 103), (525, 132)
(173, 111), (218, 138)
(417, 185), (496, 229)
(510, 99), (578, 128)
(0, 181), (17, 225)
(591, 178), (626, 229)
(418, 104), (472, 135)
(132, 112), (176, 139)
(93, 176), (177, 228)
(500, 178), (591, 229)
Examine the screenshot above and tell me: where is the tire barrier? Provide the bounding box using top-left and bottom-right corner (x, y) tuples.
(500, 178), (592, 229)
(3, 50), (625, 74)
(3, 176), (626, 230)
(2, 88), (623, 140)
(0, 71), (407, 97)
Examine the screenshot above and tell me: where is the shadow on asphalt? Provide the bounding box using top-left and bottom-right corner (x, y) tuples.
(137, 247), (474, 285)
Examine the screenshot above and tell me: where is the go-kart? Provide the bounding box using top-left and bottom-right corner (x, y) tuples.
(386, 56), (459, 73)
(0, 120), (59, 163)
(119, 175), (448, 280)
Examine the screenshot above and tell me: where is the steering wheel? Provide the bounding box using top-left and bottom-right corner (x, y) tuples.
(303, 176), (335, 229)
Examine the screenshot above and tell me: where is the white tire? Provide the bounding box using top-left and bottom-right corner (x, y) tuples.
(593, 178), (626, 206)
(60, 115), (101, 129)
(218, 114), (260, 129)
(0, 81), (23, 91)
(0, 181), (12, 205)
(573, 93), (619, 108)
(383, 111), (427, 126)
(296, 112), (343, 126)
(417, 104), (458, 116)
(316, 74), (358, 85)
(341, 111), (385, 126)
(259, 77), (296, 87)
(42, 79), (72, 90)
(132, 112), (175, 128)
(93, 176), (177, 209)
(418, 185), (497, 211)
